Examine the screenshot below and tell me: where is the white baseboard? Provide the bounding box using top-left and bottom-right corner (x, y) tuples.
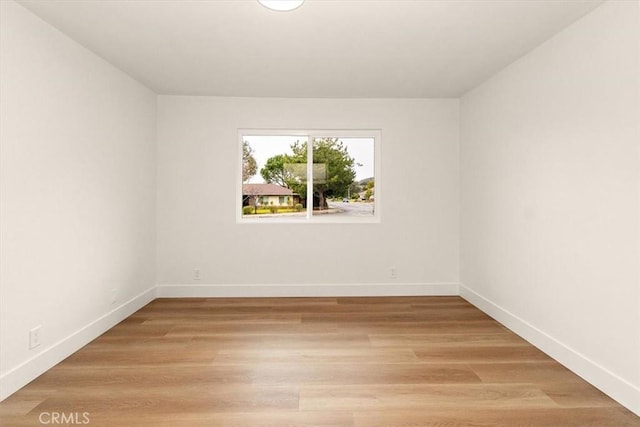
(156, 282), (460, 298)
(0, 286), (156, 402)
(459, 284), (640, 417)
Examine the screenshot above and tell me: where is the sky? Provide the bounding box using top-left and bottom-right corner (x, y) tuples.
(244, 135), (374, 184)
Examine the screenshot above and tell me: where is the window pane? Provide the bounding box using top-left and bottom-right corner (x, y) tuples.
(241, 135), (308, 218)
(240, 131), (378, 222)
(312, 137), (375, 217)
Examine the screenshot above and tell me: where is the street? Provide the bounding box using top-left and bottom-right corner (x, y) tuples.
(327, 201), (374, 217)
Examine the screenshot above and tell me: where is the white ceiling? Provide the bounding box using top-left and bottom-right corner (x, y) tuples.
(17, 0), (604, 98)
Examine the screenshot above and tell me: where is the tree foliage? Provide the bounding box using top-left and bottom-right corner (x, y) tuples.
(242, 141), (257, 182)
(365, 188), (373, 200)
(260, 154), (298, 188)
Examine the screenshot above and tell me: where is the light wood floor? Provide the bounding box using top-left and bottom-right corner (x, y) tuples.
(1, 297), (638, 426)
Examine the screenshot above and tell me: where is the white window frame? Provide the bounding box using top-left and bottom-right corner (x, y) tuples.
(237, 129), (381, 224)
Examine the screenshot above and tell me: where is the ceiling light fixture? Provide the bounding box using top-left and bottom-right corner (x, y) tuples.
(258, 0), (305, 12)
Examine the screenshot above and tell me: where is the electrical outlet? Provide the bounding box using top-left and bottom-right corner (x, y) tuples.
(194, 268), (201, 281)
(29, 326), (42, 349)
(389, 267), (398, 279)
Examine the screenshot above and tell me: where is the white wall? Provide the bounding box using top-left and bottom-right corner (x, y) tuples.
(157, 96), (459, 296)
(460, 0), (639, 414)
(0, 1), (157, 400)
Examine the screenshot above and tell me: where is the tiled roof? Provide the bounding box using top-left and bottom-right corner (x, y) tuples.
(242, 183), (294, 196)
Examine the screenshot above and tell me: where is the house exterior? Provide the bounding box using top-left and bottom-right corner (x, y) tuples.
(242, 183), (300, 207)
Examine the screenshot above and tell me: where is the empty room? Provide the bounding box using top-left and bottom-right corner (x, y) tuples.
(1, 0), (639, 425)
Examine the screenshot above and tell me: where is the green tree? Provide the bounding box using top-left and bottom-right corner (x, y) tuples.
(260, 154), (299, 188)
(242, 141), (257, 182)
(349, 181), (362, 199)
(365, 188), (373, 200)
(290, 138), (356, 210)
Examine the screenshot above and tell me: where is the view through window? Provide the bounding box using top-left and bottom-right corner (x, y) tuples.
(240, 131), (378, 222)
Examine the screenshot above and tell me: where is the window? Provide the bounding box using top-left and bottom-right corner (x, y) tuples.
(239, 130), (380, 222)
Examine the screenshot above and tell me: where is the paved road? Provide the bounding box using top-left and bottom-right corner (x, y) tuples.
(327, 201), (374, 217)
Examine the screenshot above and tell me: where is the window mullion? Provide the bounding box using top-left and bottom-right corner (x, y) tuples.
(306, 135), (313, 219)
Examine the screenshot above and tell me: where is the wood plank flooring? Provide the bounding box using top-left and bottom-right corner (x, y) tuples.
(1, 296), (638, 426)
